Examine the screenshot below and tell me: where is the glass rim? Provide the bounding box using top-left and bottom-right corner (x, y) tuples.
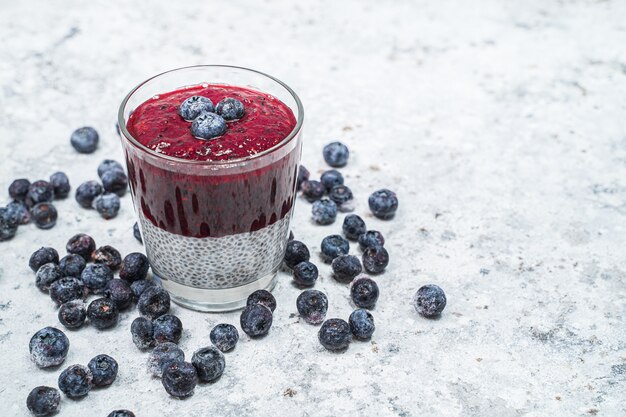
(117, 64), (304, 166)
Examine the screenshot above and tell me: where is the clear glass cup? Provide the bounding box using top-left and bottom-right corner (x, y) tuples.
(118, 65), (304, 312)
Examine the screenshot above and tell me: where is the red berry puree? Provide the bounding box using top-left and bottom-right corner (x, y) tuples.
(125, 84), (300, 238)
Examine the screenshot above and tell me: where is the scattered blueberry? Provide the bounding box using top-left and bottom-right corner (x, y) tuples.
(35, 263), (63, 292)
(320, 234), (349, 263)
(93, 245), (122, 270)
(59, 254), (86, 277)
(358, 230), (385, 251)
(6, 201), (31, 224)
(58, 364), (93, 398)
(0, 207), (18, 241)
(301, 180), (325, 202)
(292, 261), (318, 287)
(27, 386), (61, 417)
(331, 255), (362, 282)
(349, 309), (375, 340)
(148, 342), (185, 377)
(329, 184), (353, 210)
(130, 278), (156, 300)
(312, 198), (337, 225)
(131, 317), (155, 350)
(350, 277), (379, 309)
(87, 354), (118, 387)
(49, 172), (71, 199)
(296, 165), (310, 191)
(9, 178), (30, 201)
(320, 169), (344, 191)
(240, 304), (273, 337)
(368, 189), (398, 220)
(70, 126), (99, 154)
(342, 214), (366, 240)
(93, 193), (121, 219)
(246, 289), (277, 312)
(66, 233), (96, 260)
(26, 180), (54, 206)
(31, 203), (58, 229)
(179, 96), (214, 121)
(101, 169), (128, 196)
(362, 246), (389, 274)
(215, 97), (245, 120)
(191, 112), (227, 139)
(75, 180), (103, 209)
(29, 327), (70, 368)
(152, 314), (183, 344)
(210, 324), (239, 352)
(29, 247), (59, 272)
(162, 361), (198, 398)
(192, 346), (225, 383)
(58, 300), (87, 329)
(50, 277), (85, 306)
(283, 240), (310, 269)
(133, 222), (142, 243)
(97, 159), (124, 178)
(104, 279), (134, 310)
(137, 286), (170, 319)
(318, 318), (351, 351)
(82, 263), (113, 294)
(413, 284), (447, 318)
(119, 252), (150, 282)
(296, 290), (328, 325)
(87, 297), (119, 330)
(323, 141), (349, 168)
(108, 411), (136, 417)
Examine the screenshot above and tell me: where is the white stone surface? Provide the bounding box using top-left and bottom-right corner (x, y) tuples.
(1, 0), (626, 416)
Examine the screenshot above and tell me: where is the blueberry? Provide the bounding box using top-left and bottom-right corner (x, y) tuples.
(329, 184), (353, 210)
(162, 361), (198, 398)
(296, 290), (328, 325)
(283, 240), (310, 269)
(358, 230), (385, 251)
(148, 342), (185, 377)
(349, 309), (375, 340)
(29, 327), (70, 368)
(70, 126), (99, 154)
(31, 203), (58, 229)
(59, 254), (86, 277)
(215, 97), (245, 120)
(331, 255), (362, 282)
(108, 411), (136, 417)
(240, 304), (273, 337)
(101, 169), (128, 196)
(9, 178), (30, 201)
(191, 112), (227, 139)
(82, 263), (113, 294)
(152, 314), (183, 344)
(27, 386), (61, 416)
(413, 284), (447, 318)
(350, 277), (379, 309)
(312, 198), (337, 225)
(246, 289), (277, 312)
(36, 263), (63, 292)
(130, 279), (156, 300)
(368, 189), (398, 220)
(49, 172), (71, 199)
(103, 279), (133, 310)
(210, 324), (239, 352)
(75, 180), (103, 209)
(318, 318), (351, 351)
(301, 180), (325, 202)
(342, 214), (366, 241)
(323, 141), (349, 168)
(50, 277), (85, 306)
(320, 169), (344, 191)
(0, 207), (18, 241)
(362, 246), (389, 274)
(133, 222), (142, 243)
(66, 233), (96, 260)
(97, 159), (124, 178)
(296, 165), (310, 191)
(292, 261), (318, 287)
(58, 364), (93, 398)
(26, 180), (54, 206)
(87, 354), (118, 387)
(58, 300), (87, 329)
(29, 247), (59, 272)
(192, 346), (225, 382)
(93, 245), (122, 270)
(138, 286), (170, 319)
(93, 193), (121, 219)
(87, 297), (119, 330)
(6, 201), (31, 224)
(119, 252), (150, 282)
(320, 234), (349, 263)
(131, 317), (155, 350)
(179, 96), (215, 121)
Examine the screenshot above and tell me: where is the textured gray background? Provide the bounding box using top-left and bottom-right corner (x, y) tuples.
(1, 0), (626, 416)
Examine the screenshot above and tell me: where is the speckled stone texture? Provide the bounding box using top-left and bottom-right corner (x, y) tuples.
(1, 1), (625, 416)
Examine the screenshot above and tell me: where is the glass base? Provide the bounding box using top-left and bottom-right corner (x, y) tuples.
(153, 270), (278, 312)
